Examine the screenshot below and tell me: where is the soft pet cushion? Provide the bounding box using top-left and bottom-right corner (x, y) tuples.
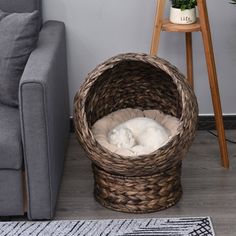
(92, 108), (180, 156)
(0, 9), (39, 107)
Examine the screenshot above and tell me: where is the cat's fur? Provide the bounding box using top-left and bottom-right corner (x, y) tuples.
(108, 117), (170, 155)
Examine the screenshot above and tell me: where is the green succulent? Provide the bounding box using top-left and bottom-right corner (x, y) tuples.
(170, 0), (197, 10)
(230, 0), (236, 4)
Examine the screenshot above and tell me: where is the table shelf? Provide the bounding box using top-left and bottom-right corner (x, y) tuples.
(161, 18), (201, 32)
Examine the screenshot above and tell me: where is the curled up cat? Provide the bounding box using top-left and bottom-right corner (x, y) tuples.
(108, 117), (170, 156)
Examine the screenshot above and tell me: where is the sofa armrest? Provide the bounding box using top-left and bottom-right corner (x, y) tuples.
(19, 21), (70, 220)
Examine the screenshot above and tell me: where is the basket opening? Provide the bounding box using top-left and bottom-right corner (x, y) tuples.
(85, 60), (182, 127)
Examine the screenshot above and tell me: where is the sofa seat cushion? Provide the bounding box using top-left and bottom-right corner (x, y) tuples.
(0, 104), (22, 169)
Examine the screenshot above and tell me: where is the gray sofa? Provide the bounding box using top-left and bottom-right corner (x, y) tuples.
(0, 0), (70, 219)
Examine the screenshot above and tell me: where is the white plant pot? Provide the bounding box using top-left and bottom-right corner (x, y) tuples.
(170, 7), (197, 25)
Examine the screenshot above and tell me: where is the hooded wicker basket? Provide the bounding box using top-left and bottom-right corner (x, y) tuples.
(74, 53), (198, 213)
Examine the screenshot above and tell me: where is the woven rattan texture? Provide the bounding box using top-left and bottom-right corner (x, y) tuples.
(74, 53), (198, 176)
(93, 164), (182, 213)
(74, 53), (198, 213)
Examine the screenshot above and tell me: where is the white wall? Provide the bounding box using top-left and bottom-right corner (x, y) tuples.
(42, 0), (236, 115)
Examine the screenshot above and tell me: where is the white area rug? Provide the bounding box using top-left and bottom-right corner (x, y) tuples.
(0, 217), (215, 236)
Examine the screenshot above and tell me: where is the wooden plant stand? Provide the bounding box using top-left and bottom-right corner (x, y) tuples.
(150, 0), (229, 168)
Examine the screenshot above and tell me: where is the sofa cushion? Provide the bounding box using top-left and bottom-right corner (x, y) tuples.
(0, 9), (39, 107)
(0, 0), (41, 16)
(0, 104), (22, 169)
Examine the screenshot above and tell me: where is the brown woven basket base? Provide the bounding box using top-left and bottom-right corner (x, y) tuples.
(93, 163), (183, 213)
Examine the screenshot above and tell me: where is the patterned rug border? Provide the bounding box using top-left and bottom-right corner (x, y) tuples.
(0, 216), (215, 236)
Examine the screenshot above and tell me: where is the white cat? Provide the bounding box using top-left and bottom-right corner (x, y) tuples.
(108, 117), (170, 155)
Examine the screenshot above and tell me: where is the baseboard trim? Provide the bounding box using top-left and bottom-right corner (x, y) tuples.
(70, 115), (236, 132)
(198, 115), (236, 130)
(70, 118), (75, 133)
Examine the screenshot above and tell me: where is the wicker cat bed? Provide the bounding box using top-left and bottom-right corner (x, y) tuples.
(74, 53), (198, 213)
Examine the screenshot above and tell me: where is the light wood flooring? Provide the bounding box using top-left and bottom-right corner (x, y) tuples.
(55, 131), (236, 236)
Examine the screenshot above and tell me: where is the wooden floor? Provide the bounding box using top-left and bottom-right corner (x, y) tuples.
(55, 131), (236, 235)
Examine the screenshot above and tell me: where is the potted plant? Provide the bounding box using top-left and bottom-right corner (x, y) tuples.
(230, 0), (236, 4)
(170, 0), (197, 25)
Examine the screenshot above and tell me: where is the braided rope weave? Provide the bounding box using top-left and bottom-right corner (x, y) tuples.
(74, 53), (198, 212)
